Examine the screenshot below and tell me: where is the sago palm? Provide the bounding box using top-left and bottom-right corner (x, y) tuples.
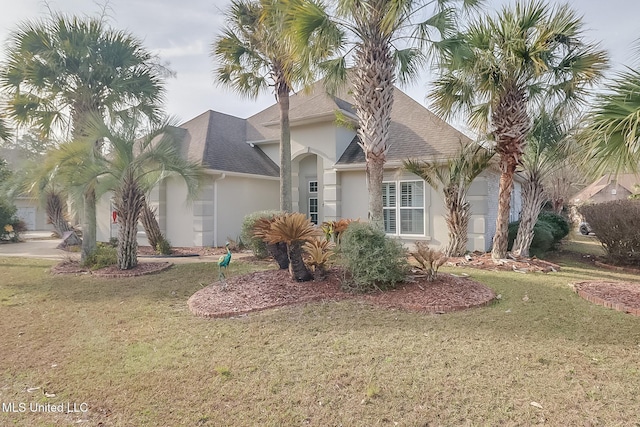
(212, 0), (330, 212)
(430, 1), (607, 258)
(404, 143), (493, 256)
(1, 12), (168, 261)
(262, 212), (320, 281)
(288, 0), (481, 229)
(50, 117), (203, 270)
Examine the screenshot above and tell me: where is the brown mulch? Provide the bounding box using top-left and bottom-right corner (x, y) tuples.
(51, 260), (173, 277)
(137, 246), (236, 257)
(574, 281), (640, 317)
(445, 252), (560, 273)
(187, 268), (496, 318)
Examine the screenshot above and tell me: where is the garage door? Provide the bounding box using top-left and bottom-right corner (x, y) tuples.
(16, 207), (36, 230)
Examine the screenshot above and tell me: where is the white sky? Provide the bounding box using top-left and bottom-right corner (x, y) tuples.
(0, 0), (637, 126)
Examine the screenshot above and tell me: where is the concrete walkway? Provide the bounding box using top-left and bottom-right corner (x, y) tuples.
(0, 231), (243, 264)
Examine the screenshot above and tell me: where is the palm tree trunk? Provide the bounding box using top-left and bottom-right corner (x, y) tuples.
(140, 201), (164, 250)
(492, 165), (517, 259)
(115, 172), (145, 270)
(512, 176), (546, 257)
(288, 241), (313, 281)
(491, 86), (530, 259)
(353, 35), (395, 230)
(444, 191), (471, 257)
(81, 188), (97, 263)
(46, 191), (73, 237)
(277, 82), (292, 212)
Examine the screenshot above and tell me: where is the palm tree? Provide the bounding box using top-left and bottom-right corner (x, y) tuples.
(512, 110), (569, 257)
(430, 1), (607, 258)
(51, 117), (203, 270)
(212, 0), (328, 212)
(0, 116), (11, 142)
(1, 13), (167, 261)
(580, 45), (640, 176)
(404, 143), (493, 256)
(288, 0), (480, 229)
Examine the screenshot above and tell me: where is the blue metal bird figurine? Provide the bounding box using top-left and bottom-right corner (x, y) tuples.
(218, 242), (232, 288)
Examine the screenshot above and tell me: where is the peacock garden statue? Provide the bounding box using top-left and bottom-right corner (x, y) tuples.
(218, 242), (232, 289)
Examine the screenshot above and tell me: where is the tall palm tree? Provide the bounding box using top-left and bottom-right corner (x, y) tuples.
(0, 116), (11, 142)
(580, 45), (640, 176)
(1, 13), (167, 261)
(288, 0), (481, 229)
(50, 117), (203, 270)
(212, 0), (328, 212)
(512, 110), (569, 257)
(404, 143), (493, 256)
(430, 1), (607, 258)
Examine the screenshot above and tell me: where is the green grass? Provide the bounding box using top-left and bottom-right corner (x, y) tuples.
(1, 250), (639, 426)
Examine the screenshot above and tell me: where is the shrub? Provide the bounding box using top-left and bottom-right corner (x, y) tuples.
(303, 238), (335, 280)
(155, 237), (172, 255)
(508, 219), (555, 257)
(339, 222), (408, 292)
(538, 211), (570, 241)
(410, 241), (448, 281)
(241, 210), (282, 259)
(0, 199), (21, 242)
(82, 243), (117, 270)
(579, 200), (640, 266)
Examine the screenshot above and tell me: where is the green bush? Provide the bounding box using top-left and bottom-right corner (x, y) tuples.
(339, 222), (408, 292)
(538, 211), (570, 241)
(508, 219), (555, 257)
(0, 198), (21, 242)
(82, 244), (117, 270)
(155, 237), (172, 255)
(578, 200), (640, 266)
(241, 210), (283, 259)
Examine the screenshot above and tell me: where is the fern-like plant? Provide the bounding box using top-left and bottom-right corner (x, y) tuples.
(253, 217), (289, 269)
(410, 241), (448, 282)
(262, 213), (320, 281)
(303, 238), (335, 280)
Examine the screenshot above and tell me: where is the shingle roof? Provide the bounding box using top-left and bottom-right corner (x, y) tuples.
(571, 173), (640, 203)
(337, 88), (471, 164)
(178, 110), (279, 177)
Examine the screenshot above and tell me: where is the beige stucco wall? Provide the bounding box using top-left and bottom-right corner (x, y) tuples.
(214, 175), (279, 247)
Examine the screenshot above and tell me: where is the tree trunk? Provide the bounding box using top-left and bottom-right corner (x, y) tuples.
(492, 165), (516, 259)
(366, 156), (386, 230)
(512, 176), (546, 257)
(115, 172), (145, 270)
(81, 188), (97, 263)
(140, 201), (164, 251)
(352, 34), (395, 230)
(491, 86), (530, 259)
(288, 241), (313, 282)
(46, 191), (73, 237)
(444, 194), (471, 257)
(267, 242), (289, 269)
(277, 82), (292, 212)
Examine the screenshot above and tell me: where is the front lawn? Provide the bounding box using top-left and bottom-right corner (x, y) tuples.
(0, 253), (639, 426)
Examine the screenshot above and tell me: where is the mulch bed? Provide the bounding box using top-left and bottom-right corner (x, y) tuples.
(187, 268), (496, 319)
(50, 260), (173, 277)
(574, 281), (640, 317)
(446, 252), (560, 273)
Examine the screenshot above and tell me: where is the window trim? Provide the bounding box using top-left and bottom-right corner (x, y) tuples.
(383, 179), (426, 237)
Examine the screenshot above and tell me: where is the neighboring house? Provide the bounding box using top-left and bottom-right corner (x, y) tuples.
(96, 81), (522, 252)
(0, 147), (53, 232)
(570, 174), (639, 205)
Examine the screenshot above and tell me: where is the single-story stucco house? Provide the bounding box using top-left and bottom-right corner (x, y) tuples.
(96, 81), (522, 252)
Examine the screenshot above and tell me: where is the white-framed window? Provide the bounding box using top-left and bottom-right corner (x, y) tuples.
(382, 180), (425, 235)
(308, 180), (318, 224)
